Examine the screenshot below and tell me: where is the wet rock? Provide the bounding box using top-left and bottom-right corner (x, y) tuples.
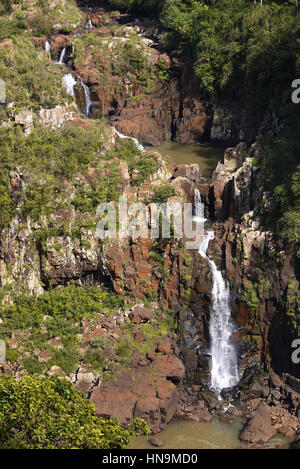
(173, 164), (201, 182)
(148, 437), (164, 447)
(186, 408), (212, 423)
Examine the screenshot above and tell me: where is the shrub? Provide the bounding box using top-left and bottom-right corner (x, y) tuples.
(0, 37), (70, 110)
(0, 374), (140, 449)
(22, 356), (46, 375)
(152, 183), (175, 203)
(105, 139), (159, 186)
(48, 347), (80, 375)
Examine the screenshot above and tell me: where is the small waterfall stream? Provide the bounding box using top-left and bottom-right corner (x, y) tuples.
(45, 40), (51, 52)
(112, 127), (144, 151)
(79, 79), (92, 117)
(85, 19), (93, 29)
(62, 73), (77, 97)
(57, 47), (67, 65)
(196, 190), (239, 394)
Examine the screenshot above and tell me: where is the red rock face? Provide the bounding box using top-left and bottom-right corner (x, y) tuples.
(54, 17), (210, 146)
(90, 361), (182, 433)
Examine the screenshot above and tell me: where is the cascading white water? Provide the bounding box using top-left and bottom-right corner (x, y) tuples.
(85, 19), (93, 29)
(79, 79), (92, 117)
(62, 73), (77, 97)
(197, 194), (239, 394)
(194, 188), (206, 223)
(57, 47), (67, 65)
(112, 127), (144, 152)
(45, 40), (51, 52)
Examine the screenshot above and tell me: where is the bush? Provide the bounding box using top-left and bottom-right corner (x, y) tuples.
(30, 12), (51, 36)
(22, 356), (46, 375)
(0, 0), (13, 15)
(105, 139), (159, 186)
(0, 122), (108, 229)
(152, 183), (175, 203)
(0, 374), (140, 449)
(0, 285), (124, 344)
(48, 346), (80, 375)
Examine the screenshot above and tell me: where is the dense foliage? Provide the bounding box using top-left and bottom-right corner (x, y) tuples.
(103, 0), (165, 15)
(0, 374), (148, 449)
(0, 285), (124, 374)
(0, 37), (71, 111)
(157, 0), (300, 246)
(0, 121), (114, 230)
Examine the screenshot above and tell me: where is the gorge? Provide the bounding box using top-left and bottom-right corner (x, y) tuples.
(0, 0), (299, 451)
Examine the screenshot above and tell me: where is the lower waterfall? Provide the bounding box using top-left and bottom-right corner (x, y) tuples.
(196, 192), (239, 394)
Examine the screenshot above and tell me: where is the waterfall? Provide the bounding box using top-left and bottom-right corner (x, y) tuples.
(112, 127), (144, 152)
(79, 79), (92, 117)
(45, 40), (51, 52)
(57, 47), (67, 65)
(85, 19), (93, 29)
(194, 188), (206, 223)
(197, 194), (239, 394)
(62, 73), (77, 97)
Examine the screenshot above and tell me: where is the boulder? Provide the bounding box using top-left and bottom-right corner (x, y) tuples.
(90, 384), (137, 425)
(148, 437), (163, 447)
(134, 398), (162, 434)
(173, 164), (200, 182)
(240, 403), (277, 444)
(131, 306), (155, 323)
(152, 355), (185, 383)
(156, 337), (172, 355)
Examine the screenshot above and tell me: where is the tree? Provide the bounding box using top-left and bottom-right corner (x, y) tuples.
(0, 374), (148, 449)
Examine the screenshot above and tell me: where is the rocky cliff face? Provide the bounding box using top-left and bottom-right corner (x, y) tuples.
(0, 3), (299, 441)
(48, 10), (211, 147)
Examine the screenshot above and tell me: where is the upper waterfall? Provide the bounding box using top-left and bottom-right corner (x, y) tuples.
(85, 19), (93, 29)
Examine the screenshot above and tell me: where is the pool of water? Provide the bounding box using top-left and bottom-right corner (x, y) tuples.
(130, 417), (243, 450)
(130, 416), (292, 450)
(151, 141), (225, 179)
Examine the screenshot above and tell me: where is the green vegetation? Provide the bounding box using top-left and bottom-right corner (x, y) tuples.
(0, 122), (110, 231)
(0, 374), (149, 449)
(104, 0), (165, 16)
(0, 37), (72, 112)
(71, 30), (169, 98)
(105, 139), (159, 186)
(0, 283), (176, 382)
(0, 284), (123, 352)
(152, 183), (176, 203)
